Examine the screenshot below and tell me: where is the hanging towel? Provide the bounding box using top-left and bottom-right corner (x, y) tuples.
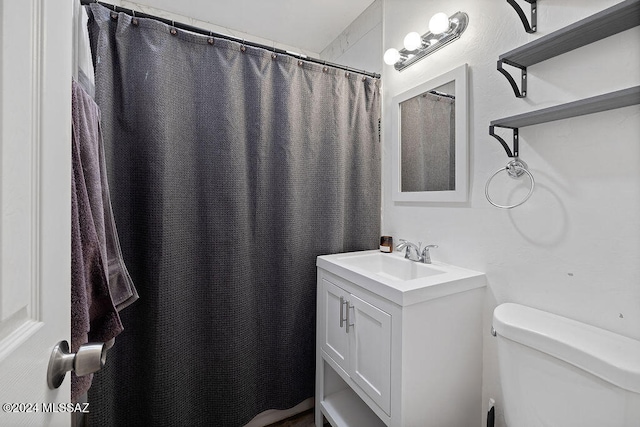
(71, 80), (138, 402)
(73, 80), (138, 310)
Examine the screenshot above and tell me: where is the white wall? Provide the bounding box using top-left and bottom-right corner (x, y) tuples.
(382, 1), (640, 426)
(320, 0), (383, 75)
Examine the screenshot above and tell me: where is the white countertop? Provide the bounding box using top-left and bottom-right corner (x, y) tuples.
(317, 250), (487, 306)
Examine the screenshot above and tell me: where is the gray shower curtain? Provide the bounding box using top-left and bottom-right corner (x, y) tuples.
(86, 4), (380, 427)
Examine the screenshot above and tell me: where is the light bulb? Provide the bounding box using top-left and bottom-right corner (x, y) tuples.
(383, 48), (401, 65)
(403, 32), (422, 51)
(428, 12), (450, 34)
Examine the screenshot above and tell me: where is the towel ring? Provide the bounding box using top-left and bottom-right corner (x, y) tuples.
(485, 159), (535, 209)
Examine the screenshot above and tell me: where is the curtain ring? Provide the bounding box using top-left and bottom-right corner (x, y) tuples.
(170, 21), (177, 36)
(207, 31), (214, 45)
(240, 40), (246, 53)
(485, 158), (535, 209)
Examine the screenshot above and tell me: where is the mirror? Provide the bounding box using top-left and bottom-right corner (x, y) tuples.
(391, 64), (468, 202)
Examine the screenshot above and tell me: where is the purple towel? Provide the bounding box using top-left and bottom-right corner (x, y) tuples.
(74, 80), (139, 310)
(71, 80), (138, 402)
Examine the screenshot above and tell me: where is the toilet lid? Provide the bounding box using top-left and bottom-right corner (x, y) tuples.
(493, 303), (640, 394)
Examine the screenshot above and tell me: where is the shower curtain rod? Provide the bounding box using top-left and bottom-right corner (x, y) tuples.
(80, 0), (381, 79)
(429, 90), (455, 99)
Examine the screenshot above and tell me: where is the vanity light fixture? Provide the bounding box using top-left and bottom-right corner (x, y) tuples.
(384, 11), (469, 71)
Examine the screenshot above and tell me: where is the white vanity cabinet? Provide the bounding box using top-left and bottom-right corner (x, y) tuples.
(315, 251), (487, 427)
(320, 277), (392, 415)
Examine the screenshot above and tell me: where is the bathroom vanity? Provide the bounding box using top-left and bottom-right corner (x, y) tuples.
(315, 250), (486, 427)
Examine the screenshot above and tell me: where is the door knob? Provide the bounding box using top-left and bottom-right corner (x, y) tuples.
(47, 340), (106, 389)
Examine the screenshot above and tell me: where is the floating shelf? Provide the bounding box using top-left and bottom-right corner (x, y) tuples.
(490, 86), (640, 157)
(498, 0), (640, 97)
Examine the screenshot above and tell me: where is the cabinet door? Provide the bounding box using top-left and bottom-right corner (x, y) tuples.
(349, 294), (392, 416)
(320, 279), (350, 373)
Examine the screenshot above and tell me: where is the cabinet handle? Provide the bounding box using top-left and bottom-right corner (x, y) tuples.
(340, 296), (347, 328)
(345, 302), (354, 333)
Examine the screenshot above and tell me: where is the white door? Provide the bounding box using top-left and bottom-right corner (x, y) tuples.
(320, 279), (350, 372)
(349, 294), (392, 416)
(0, 0), (72, 425)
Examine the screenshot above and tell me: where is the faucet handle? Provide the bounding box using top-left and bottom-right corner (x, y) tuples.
(421, 244), (438, 255)
(420, 244), (438, 264)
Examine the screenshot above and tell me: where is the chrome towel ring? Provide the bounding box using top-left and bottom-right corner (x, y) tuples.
(485, 158), (535, 209)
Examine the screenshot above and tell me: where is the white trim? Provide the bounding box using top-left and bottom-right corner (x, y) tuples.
(391, 63), (469, 203)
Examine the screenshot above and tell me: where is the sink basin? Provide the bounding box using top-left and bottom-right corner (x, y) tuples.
(317, 250), (486, 306)
(336, 252), (445, 281)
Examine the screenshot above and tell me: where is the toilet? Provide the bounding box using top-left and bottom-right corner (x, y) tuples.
(493, 303), (640, 427)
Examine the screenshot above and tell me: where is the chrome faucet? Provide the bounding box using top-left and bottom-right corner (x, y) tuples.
(396, 240), (421, 262)
(396, 239), (438, 264)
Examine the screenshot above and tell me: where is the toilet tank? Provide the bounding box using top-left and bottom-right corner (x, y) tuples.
(493, 303), (640, 427)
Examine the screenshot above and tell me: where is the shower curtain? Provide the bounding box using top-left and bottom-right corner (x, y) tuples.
(86, 4), (380, 427)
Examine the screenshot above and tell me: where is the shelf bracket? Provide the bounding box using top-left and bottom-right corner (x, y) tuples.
(497, 59), (527, 98)
(490, 125), (519, 158)
(506, 0), (537, 33)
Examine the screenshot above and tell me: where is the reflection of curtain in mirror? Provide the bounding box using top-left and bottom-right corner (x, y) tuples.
(401, 93), (455, 192)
